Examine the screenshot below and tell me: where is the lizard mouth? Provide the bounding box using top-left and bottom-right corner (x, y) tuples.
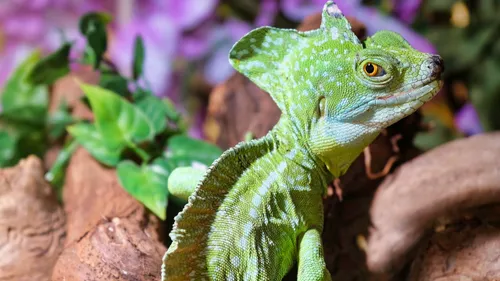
(373, 77), (442, 105)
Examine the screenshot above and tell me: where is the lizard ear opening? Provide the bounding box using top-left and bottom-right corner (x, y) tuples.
(229, 27), (303, 111)
(365, 30), (412, 49)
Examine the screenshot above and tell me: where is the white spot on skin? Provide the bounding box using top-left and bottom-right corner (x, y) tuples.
(249, 208), (257, 218)
(231, 256), (241, 267)
(239, 237), (247, 248)
(252, 194), (262, 206)
(331, 27), (339, 40)
(244, 222), (252, 235)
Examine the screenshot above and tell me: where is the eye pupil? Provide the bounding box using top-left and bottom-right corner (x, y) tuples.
(366, 63), (375, 73)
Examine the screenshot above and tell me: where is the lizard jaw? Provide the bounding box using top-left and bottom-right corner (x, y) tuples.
(371, 79), (442, 106)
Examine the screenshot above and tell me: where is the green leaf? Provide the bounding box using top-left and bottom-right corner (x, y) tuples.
(135, 94), (168, 135)
(117, 158), (174, 219)
(79, 12), (112, 34)
(0, 106), (48, 126)
(80, 83), (155, 149)
(67, 122), (123, 166)
(132, 35), (145, 80)
(48, 99), (76, 139)
(162, 98), (181, 122)
(27, 43), (71, 85)
(79, 12), (111, 69)
(1, 51), (48, 121)
(165, 135), (222, 167)
(0, 132), (16, 167)
(99, 72), (130, 97)
(45, 139), (79, 197)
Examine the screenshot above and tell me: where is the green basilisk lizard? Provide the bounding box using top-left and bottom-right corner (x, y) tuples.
(162, 1), (443, 280)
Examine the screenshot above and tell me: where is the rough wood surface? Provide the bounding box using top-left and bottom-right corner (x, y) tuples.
(367, 133), (500, 275)
(0, 156), (65, 281)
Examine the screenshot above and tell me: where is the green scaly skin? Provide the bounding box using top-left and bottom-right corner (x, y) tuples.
(162, 1), (444, 280)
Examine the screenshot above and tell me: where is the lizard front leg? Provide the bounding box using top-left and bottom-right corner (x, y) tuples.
(167, 167), (206, 202)
(297, 228), (332, 281)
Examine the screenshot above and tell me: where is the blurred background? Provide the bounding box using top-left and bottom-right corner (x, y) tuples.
(0, 0), (498, 149)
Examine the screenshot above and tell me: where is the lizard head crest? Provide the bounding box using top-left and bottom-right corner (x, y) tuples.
(229, 1), (443, 177)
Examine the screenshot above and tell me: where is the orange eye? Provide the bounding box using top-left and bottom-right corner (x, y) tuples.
(363, 63), (379, 76)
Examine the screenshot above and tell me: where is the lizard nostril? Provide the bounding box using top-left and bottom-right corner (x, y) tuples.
(431, 55), (444, 72)
(430, 55), (444, 78)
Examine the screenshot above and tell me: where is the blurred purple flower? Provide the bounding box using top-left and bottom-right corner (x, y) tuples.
(281, 0), (331, 21)
(197, 0), (279, 85)
(392, 0), (422, 24)
(110, 13), (178, 96)
(166, 0), (218, 30)
(280, 0), (434, 53)
(454, 103), (483, 136)
(109, 0), (219, 96)
(203, 19), (252, 85)
(0, 0), (112, 85)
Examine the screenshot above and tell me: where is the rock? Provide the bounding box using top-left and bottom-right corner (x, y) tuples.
(409, 223), (500, 281)
(51, 138), (165, 280)
(52, 217), (165, 281)
(0, 156), (65, 281)
(367, 132), (500, 274)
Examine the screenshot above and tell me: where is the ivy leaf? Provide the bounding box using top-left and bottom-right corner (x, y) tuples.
(162, 98), (181, 122)
(165, 135), (222, 167)
(67, 122), (123, 166)
(79, 12), (112, 34)
(132, 35), (145, 80)
(48, 99), (76, 140)
(99, 71), (130, 97)
(0, 132), (17, 167)
(0, 106), (48, 127)
(1, 51), (48, 123)
(79, 12), (111, 69)
(27, 43), (71, 85)
(80, 83), (154, 149)
(135, 94), (167, 135)
(117, 157), (174, 220)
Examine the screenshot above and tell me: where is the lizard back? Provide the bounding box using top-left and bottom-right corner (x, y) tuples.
(162, 134), (275, 280)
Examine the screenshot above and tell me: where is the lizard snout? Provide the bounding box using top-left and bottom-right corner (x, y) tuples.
(429, 55), (444, 79)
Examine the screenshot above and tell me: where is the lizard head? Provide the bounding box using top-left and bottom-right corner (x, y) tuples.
(229, 1), (443, 177)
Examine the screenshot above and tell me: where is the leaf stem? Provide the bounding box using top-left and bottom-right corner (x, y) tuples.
(127, 141), (150, 163)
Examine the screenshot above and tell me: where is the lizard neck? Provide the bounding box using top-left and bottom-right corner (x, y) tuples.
(271, 114), (381, 179)
(270, 117), (331, 184)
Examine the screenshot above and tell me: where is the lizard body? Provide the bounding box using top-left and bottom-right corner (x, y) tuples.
(162, 1), (443, 280)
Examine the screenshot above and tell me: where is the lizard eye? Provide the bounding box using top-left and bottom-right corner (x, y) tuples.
(363, 62), (386, 77)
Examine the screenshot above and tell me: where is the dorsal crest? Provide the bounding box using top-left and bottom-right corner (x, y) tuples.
(229, 1), (360, 114)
